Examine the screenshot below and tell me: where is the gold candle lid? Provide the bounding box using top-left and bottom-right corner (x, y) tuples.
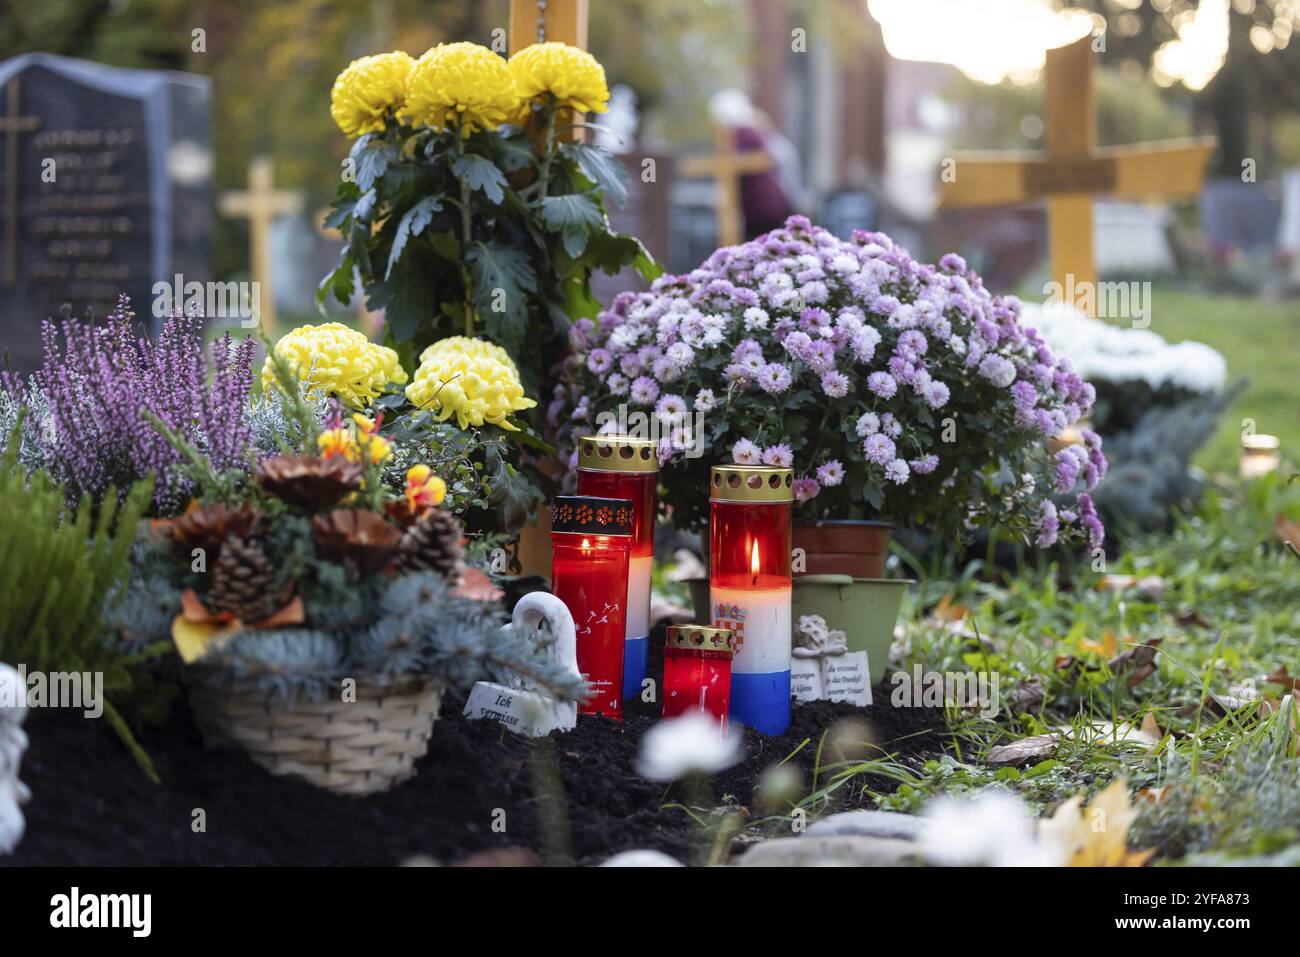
(666, 624), (735, 654)
(577, 434), (659, 473)
(710, 464), (794, 503)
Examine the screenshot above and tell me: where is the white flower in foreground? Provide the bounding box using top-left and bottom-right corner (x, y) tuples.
(600, 850), (684, 867)
(636, 712), (742, 781)
(920, 789), (1064, 867)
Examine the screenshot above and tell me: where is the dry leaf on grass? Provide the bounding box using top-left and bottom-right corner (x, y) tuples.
(1039, 779), (1156, 867)
(1267, 665), (1299, 692)
(986, 733), (1059, 768)
(1108, 637), (1162, 689)
(932, 593), (969, 624)
(1275, 516), (1300, 556)
(1007, 677), (1046, 714)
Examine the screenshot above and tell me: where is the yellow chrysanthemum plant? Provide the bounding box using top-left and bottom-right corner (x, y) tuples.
(319, 39), (660, 427)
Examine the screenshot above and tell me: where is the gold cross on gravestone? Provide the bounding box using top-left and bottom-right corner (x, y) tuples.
(939, 34), (1217, 315)
(680, 122), (775, 248)
(0, 78), (42, 286)
(219, 155), (303, 332)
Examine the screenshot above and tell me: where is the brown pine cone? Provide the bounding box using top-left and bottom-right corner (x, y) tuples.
(256, 455), (365, 511)
(208, 536), (291, 623)
(398, 508), (464, 580)
(310, 509), (403, 575)
(159, 504), (258, 561)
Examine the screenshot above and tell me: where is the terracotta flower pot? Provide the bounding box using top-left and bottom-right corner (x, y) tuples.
(793, 520), (894, 579)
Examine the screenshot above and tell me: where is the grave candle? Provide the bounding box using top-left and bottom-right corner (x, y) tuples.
(662, 624), (735, 730)
(575, 434), (658, 701)
(709, 464), (793, 736)
(550, 495), (634, 721)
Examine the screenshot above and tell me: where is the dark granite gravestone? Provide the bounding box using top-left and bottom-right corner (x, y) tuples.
(0, 53), (211, 372)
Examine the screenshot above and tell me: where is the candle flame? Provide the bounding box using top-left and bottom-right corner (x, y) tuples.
(750, 539), (760, 580)
(581, 537), (592, 553)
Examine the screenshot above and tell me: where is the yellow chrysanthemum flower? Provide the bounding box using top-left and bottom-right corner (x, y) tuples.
(330, 51), (415, 138)
(405, 335), (537, 431)
(263, 322), (406, 409)
(509, 42), (610, 119)
(404, 42), (519, 135)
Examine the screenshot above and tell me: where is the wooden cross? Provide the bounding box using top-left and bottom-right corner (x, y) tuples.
(679, 123), (775, 248)
(939, 34), (1216, 314)
(219, 156), (303, 332)
(0, 78), (41, 287)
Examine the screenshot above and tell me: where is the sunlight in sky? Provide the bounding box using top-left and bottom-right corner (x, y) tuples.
(867, 0), (1231, 90)
(866, 0), (1097, 84)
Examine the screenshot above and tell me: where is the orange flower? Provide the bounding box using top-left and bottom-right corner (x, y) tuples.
(318, 427), (359, 462)
(405, 464), (448, 513)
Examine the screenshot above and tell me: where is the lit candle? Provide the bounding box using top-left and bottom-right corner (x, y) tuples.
(550, 496), (634, 721)
(709, 464), (793, 736)
(1241, 434), (1280, 480)
(662, 624), (735, 731)
(575, 434), (658, 700)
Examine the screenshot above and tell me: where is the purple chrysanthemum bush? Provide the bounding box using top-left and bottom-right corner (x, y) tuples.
(2, 297), (256, 513)
(554, 216), (1107, 548)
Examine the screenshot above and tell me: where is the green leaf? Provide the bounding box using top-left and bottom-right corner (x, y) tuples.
(562, 224), (589, 258)
(452, 153), (508, 205)
(352, 135), (395, 192)
(316, 255), (356, 310)
(561, 143), (629, 207)
(465, 241), (538, 351)
(538, 193), (604, 233)
(583, 231), (662, 280)
(385, 196), (443, 280)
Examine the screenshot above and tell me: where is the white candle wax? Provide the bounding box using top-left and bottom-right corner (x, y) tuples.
(710, 584), (792, 675)
(626, 555), (652, 640)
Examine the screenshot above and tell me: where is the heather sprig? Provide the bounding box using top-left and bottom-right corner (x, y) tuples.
(556, 216), (1105, 549)
(19, 296), (256, 514)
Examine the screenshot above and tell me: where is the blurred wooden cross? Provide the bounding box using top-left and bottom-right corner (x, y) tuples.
(219, 156), (303, 332)
(0, 78), (41, 286)
(939, 34), (1216, 315)
(680, 123), (775, 249)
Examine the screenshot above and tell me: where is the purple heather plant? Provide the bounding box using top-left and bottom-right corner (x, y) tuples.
(553, 216), (1106, 548)
(14, 296), (256, 513)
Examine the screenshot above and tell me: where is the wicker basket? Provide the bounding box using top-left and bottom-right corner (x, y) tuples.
(188, 679), (445, 796)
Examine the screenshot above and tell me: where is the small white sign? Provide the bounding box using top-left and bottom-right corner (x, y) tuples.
(823, 651), (872, 707)
(790, 657), (824, 703)
(463, 684), (573, 737)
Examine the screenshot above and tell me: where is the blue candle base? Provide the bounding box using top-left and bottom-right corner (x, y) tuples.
(622, 635), (649, 700)
(729, 670), (791, 736)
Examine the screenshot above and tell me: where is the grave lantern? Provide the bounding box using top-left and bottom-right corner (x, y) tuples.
(550, 495), (634, 721)
(709, 464), (793, 736)
(575, 434), (658, 700)
(662, 624), (735, 730)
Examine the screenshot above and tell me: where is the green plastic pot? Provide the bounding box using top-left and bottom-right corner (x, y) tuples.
(791, 575), (911, 686)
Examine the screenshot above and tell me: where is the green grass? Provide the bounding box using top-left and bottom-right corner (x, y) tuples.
(1142, 285), (1300, 476)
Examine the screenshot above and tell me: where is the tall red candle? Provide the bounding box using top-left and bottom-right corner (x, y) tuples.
(710, 464), (793, 736)
(550, 495), (634, 720)
(663, 624), (735, 730)
(575, 434), (658, 701)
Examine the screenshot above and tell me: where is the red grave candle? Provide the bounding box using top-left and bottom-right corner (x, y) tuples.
(662, 624), (736, 730)
(550, 495), (635, 720)
(574, 434), (658, 700)
(709, 464), (794, 736)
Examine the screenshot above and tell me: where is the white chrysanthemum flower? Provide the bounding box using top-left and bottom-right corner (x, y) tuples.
(636, 712), (742, 781)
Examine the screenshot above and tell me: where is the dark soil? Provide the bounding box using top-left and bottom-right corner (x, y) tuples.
(5, 645), (947, 866)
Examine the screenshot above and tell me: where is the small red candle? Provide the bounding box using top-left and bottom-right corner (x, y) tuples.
(574, 434), (658, 701)
(662, 624), (735, 730)
(710, 464), (793, 736)
(550, 495), (635, 721)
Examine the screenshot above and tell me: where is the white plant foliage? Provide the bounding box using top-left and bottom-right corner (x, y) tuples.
(635, 712), (743, 782)
(1022, 301), (1227, 394)
(0, 663), (31, 856)
(920, 788), (1064, 867)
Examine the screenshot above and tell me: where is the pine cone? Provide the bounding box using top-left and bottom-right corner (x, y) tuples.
(311, 509), (403, 575)
(256, 455), (365, 511)
(399, 508), (464, 580)
(160, 504), (258, 561)
(208, 536), (292, 623)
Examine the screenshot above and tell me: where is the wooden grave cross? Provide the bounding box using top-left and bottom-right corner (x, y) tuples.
(0, 78), (41, 286)
(219, 156), (304, 331)
(680, 122), (775, 249)
(939, 34), (1216, 314)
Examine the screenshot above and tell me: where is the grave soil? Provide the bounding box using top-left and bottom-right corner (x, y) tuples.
(5, 649), (948, 867)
